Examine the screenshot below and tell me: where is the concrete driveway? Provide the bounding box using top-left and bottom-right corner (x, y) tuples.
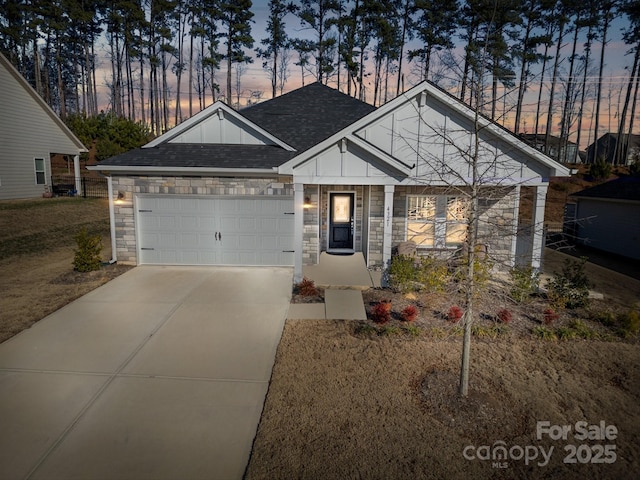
(0, 266), (293, 480)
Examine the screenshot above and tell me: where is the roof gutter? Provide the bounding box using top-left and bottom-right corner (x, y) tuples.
(87, 165), (284, 177)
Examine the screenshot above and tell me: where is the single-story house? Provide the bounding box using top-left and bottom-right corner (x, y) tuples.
(567, 177), (640, 261)
(89, 82), (570, 281)
(586, 133), (640, 165)
(0, 52), (87, 200)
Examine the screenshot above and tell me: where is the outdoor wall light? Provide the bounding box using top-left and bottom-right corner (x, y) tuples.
(303, 196), (313, 208)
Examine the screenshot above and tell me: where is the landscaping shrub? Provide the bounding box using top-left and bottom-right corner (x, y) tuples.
(543, 308), (559, 325)
(569, 320), (598, 339)
(497, 308), (512, 324)
(618, 307), (640, 338)
(388, 254), (449, 293)
(388, 254), (416, 292)
(556, 326), (577, 341)
(447, 305), (463, 323)
(545, 257), (590, 309)
(73, 227), (102, 272)
(295, 277), (319, 297)
(401, 305), (419, 322)
(588, 158), (612, 181)
(533, 326), (557, 341)
(509, 266), (540, 303)
(371, 301), (392, 324)
(415, 256), (449, 292)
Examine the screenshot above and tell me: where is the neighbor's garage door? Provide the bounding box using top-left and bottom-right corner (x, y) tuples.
(136, 196), (294, 266)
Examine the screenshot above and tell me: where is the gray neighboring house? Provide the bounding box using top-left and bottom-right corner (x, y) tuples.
(568, 177), (640, 260)
(520, 133), (580, 164)
(0, 52), (87, 200)
(89, 81), (570, 281)
(586, 133), (640, 165)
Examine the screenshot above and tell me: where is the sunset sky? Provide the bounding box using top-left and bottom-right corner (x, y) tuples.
(90, 1), (637, 149)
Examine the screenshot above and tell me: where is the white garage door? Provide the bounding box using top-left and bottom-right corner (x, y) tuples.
(136, 196), (295, 266)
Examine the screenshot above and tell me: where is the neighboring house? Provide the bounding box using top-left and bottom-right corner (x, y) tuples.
(586, 133), (640, 165)
(567, 177), (640, 261)
(89, 82), (570, 281)
(520, 133), (580, 164)
(0, 52), (87, 200)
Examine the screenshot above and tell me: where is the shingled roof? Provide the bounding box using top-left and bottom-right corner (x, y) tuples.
(570, 176), (640, 202)
(97, 82), (376, 170)
(97, 144), (297, 170)
(241, 82), (376, 151)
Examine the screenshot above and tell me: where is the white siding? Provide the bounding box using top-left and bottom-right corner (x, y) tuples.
(356, 94), (548, 186)
(167, 110), (276, 145)
(0, 56), (84, 200)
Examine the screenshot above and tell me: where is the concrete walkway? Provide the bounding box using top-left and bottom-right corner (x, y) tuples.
(0, 266), (292, 480)
(289, 252), (379, 320)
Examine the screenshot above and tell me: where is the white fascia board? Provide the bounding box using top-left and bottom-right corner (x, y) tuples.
(143, 102), (295, 151)
(86, 164), (283, 177)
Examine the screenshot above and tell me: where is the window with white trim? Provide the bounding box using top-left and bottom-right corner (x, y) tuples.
(34, 158), (45, 185)
(407, 195), (468, 248)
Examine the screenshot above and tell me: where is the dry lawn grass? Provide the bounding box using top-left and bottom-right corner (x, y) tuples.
(247, 321), (640, 480)
(0, 198), (130, 343)
(248, 248), (640, 480)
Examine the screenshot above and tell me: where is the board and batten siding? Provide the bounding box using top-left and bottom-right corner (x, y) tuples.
(0, 54), (85, 200)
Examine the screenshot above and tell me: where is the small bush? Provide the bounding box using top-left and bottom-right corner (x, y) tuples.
(295, 277), (319, 296)
(73, 227), (102, 272)
(472, 325), (497, 338)
(556, 326), (577, 340)
(543, 308), (559, 325)
(379, 325), (401, 336)
(497, 308), (512, 324)
(388, 254), (417, 292)
(618, 308), (640, 338)
(589, 158), (612, 181)
(447, 305), (464, 323)
(509, 266), (540, 303)
(533, 326), (557, 341)
(354, 322), (378, 336)
(569, 320), (598, 339)
(415, 256), (449, 292)
(402, 324), (421, 337)
(371, 301), (392, 324)
(545, 257), (590, 309)
(402, 305), (419, 322)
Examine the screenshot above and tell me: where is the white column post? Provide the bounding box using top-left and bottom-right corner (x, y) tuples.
(107, 176), (117, 263)
(510, 185), (521, 268)
(294, 183), (304, 283)
(531, 184), (548, 271)
(73, 155), (81, 194)
(382, 185), (395, 269)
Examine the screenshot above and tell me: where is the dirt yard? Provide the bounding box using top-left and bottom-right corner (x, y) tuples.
(0, 198), (130, 343)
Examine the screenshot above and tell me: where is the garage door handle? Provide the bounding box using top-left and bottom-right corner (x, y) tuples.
(282, 250), (294, 253)
(141, 247), (155, 250)
(138, 209), (153, 212)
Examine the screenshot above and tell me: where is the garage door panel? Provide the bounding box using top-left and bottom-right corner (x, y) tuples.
(137, 196), (293, 266)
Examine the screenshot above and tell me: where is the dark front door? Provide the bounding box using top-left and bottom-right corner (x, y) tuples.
(328, 192), (354, 251)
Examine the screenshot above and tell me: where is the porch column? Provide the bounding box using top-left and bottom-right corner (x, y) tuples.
(531, 184), (548, 271)
(510, 185), (521, 268)
(294, 183), (304, 283)
(107, 176), (117, 263)
(73, 155), (81, 193)
(382, 185), (395, 269)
